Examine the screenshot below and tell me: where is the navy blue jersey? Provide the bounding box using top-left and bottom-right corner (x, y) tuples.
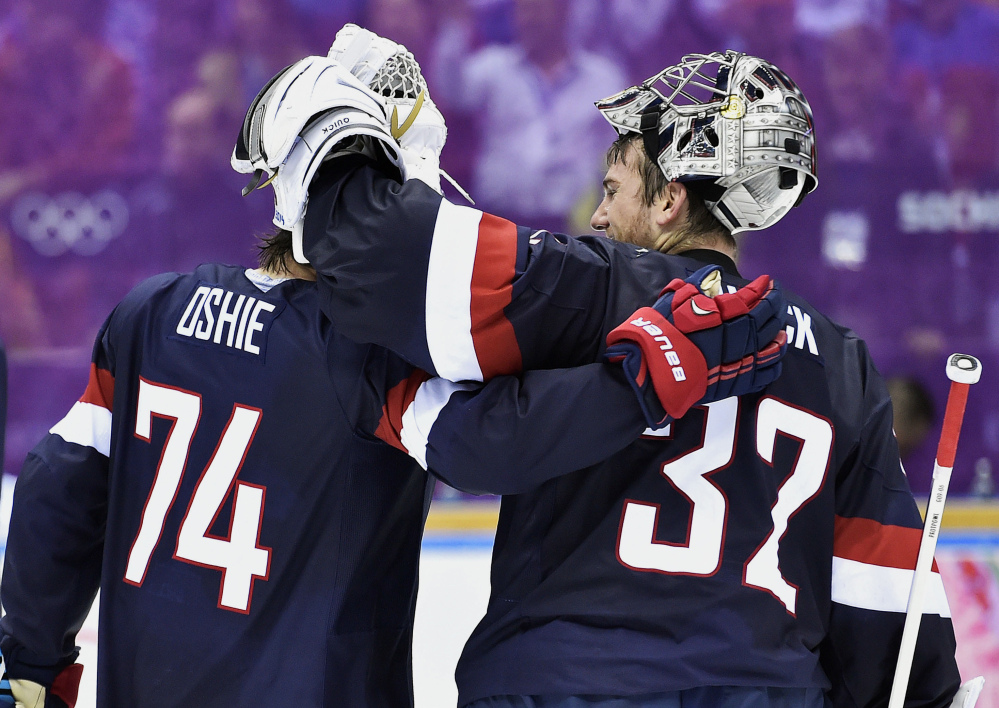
(0, 336), (6, 495)
(302, 159), (961, 708)
(0, 265), (433, 707)
(0, 263), (663, 707)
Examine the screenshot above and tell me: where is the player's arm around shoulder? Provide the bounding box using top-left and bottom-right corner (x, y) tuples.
(374, 363), (648, 495)
(305, 158), (680, 379)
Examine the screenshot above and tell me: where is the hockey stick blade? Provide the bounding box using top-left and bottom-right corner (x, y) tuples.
(887, 354), (982, 708)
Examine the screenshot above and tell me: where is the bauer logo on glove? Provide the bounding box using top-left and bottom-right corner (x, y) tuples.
(605, 264), (788, 429)
(621, 316), (689, 383)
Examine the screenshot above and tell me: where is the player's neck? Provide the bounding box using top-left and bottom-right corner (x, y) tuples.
(256, 257), (317, 282)
(656, 230), (737, 262)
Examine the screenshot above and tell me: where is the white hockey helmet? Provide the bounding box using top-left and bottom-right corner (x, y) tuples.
(595, 50), (817, 234)
(232, 55), (405, 261)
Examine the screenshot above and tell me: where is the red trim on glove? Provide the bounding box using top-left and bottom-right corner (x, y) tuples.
(51, 663), (84, 708)
(606, 307), (708, 419)
(757, 331), (787, 364)
(660, 274), (777, 335)
(705, 331), (786, 386)
(714, 274), (772, 319)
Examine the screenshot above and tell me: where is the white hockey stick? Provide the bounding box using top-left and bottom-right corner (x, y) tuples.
(887, 353), (983, 708)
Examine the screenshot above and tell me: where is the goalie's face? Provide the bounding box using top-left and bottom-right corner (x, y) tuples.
(590, 143), (661, 250)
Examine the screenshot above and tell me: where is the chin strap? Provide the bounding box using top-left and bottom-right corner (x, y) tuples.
(291, 217), (309, 265)
(241, 168), (267, 197)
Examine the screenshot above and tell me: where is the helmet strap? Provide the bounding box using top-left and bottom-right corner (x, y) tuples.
(241, 168), (267, 197)
(291, 212), (309, 264)
(640, 105), (661, 165)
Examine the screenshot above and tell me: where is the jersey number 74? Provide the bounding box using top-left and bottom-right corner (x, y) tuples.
(123, 378), (272, 613)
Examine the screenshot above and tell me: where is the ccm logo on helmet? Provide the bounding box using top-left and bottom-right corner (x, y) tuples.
(630, 316), (687, 382)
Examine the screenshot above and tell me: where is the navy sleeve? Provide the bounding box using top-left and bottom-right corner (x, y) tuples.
(302, 158), (670, 381)
(823, 343), (960, 708)
(371, 364), (647, 495)
(0, 338), (7, 474)
(0, 317), (115, 682)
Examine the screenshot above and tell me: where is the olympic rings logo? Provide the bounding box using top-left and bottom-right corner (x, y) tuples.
(10, 190), (129, 257)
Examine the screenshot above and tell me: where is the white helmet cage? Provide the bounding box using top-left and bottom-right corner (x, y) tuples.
(595, 50), (817, 234)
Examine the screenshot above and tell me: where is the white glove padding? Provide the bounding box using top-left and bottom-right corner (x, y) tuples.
(328, 23), (447, 193)
(7, 678), (46, 708)
(231, 57), (406, 263)
(328, 23), (407, 87)
(391, 96), (446, 194)
(0, 655), (83, 708)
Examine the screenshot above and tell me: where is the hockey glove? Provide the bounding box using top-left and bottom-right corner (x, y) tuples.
(328, 24), (451, 194)
(0, 650), (83, 708)
(604, 265), (788, 429)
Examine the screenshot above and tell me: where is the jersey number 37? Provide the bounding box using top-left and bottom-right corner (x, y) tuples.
(617, 397), (834, 615)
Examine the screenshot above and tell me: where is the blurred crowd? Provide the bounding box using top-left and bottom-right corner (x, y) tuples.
(1, 0), (998, 491)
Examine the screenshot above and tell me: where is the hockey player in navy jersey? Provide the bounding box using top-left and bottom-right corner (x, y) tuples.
(232, 27), (966, 708)
(0, 36), (786, 708)
(0, 239), (442, 708)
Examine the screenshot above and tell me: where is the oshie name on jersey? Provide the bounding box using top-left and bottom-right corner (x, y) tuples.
(174, 284), (277, 355)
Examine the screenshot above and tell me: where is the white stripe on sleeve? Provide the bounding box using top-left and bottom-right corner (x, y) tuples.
(50, 401), (113, 457)
(400, 378), (479, 469)
(831, 556), (951, 617)
(426, 200), (485, 382)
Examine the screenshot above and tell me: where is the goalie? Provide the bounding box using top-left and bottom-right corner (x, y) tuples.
(0, 25), (792, 708)
(233, 24), (970, 708)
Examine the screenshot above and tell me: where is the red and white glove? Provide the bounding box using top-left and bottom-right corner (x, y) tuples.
(604, 265), (788, 429)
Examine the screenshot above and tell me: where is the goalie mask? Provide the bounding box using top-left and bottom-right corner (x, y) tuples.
(595, 50), (817, 234)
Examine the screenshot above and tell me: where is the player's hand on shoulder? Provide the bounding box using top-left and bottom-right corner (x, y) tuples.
(604, 264), (788, 429)
(328, 24), (449, 194)
(664, 265), (788, 401)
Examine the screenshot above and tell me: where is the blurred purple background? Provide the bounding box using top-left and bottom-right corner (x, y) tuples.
(1, 0), (998, 497)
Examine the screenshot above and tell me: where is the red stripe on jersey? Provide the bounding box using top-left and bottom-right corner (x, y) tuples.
(834, 515), (938, 572)
(375, 370), (432, 453)
(80, 364), (115, 410)
(469, 213), (523, 378)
